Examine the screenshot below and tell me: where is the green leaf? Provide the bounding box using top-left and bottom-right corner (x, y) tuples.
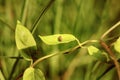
(87, 46), (110, 62)
(34, 68), (45, 80)
(23, 67), (45, 80)
(114, 37), (120, 53)
(15, 20), (36, 50)
(87, 46), (99, 55)
(23, 67), (34, 80)
(39, 34), (77, 45)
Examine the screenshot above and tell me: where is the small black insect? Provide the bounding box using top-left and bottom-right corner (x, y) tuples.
(58, 36), (62, 42)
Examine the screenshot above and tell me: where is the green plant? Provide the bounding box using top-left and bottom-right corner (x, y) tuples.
(0, 0), (120, 80)
(15, 19), (120, 80)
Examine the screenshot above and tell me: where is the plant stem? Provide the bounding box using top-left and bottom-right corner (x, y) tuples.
(31, 0), (55, 34)
(62, 40), (98, 80)
(80, 40), (98, 46)
(101, 21), (120, 39)
(31, 39), (98, 67)
(15, 73), (23, 80)
(31, 48), (74, 67)
(100, 21), (120, 79)
(31, 53), (58, 67)
(31, 49), (72, 67)
(100, 40), (120, 79)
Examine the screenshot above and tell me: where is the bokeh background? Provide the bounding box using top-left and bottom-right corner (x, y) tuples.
(0, 0), (120, 80)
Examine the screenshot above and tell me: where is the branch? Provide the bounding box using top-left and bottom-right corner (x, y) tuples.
(31, 39), (98, 67)
(100, 40), (120, 79)
(101, 21), (120, 39)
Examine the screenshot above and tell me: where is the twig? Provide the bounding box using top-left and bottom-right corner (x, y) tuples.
(100, 40), (120, 80)
(15, 73), (23, 80)
(80, 40), (98, 46)
(31, 53), (58, 67)
(31, 0), (55, 34)
(62, 40), (98, 80)
(100, 21), (120, 79)
(31, 39), (98, 67)
(15, 39), (98, 80)
(101, 21), (120, 39)
(31, 47), (80, 67)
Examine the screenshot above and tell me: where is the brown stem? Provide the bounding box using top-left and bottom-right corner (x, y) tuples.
(100, 40), (120, 80)
(15, 73), (23, 80)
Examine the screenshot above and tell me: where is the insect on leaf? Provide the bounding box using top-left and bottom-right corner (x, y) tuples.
(15, 20), (36, 50)
(39, 34), (77, 45)
(114, 37), (120, 53)
(23, 67), (45, 80)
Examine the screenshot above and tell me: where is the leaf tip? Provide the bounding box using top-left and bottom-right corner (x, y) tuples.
(17, 20), (21, 24)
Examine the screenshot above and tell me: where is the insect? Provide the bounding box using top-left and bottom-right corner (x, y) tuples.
(58, 36), (62, 42)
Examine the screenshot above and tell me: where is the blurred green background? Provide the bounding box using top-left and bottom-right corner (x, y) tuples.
(0, 0), (120, 80)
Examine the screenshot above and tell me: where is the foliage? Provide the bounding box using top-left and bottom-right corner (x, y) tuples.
(23, 67), (45, 80)
(114, 37), (120, 53)
(15, 20), (36, 50)
(0, 0), (120, 80)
